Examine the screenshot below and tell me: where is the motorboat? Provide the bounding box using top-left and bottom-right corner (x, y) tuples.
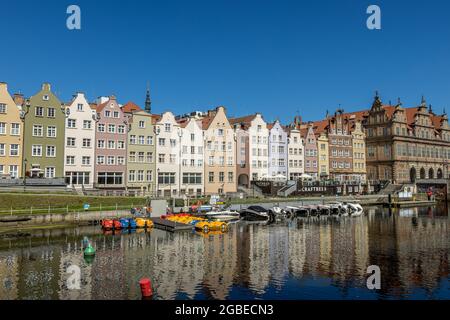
(305, 205), (319, 216)
(346, 203), (364, 216)
(317, 205), (331, 216)
(327, 202), (348, 215)
(204, 210), (241, 222)
(240, 205), (270, 221)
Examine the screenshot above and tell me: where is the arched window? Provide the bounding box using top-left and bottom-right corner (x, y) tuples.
(420, 168), (426, 179)
(429, 168), (434, 179)
(410, 167), (416, 183)
(437, 168), (443, 179)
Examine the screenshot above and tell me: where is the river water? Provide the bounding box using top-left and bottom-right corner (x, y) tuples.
(0, 206), (448, 300)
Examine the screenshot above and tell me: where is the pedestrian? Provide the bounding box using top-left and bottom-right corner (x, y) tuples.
(427, 188), (432, 201)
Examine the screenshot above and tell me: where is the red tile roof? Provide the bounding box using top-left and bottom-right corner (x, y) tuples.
(122, 101), (142, 113)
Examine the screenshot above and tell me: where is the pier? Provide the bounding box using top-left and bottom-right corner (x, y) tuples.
(150, 217), (193, 232)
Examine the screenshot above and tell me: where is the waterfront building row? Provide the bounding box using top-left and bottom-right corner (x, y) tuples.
(2, 82), (449, 196)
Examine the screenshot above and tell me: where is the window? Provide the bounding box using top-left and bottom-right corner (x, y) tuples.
(0, 103), (6, 113)
(77, 103), (83, 111)
(96, 156), (105, 165)
(117, 156), (125, 165)
(47, 107), (55, 118)
(164, 123), (171, 132)
(0, 144), (5, 156)
(0, 122), (5, 134)
(108, 124), (116, 133)
(67, 119), (76, 128)
(97, 172), (123, 185)
(45, 167), (55, 178)
(10, 123), (20, 135)
(139, 135), (145, 144)
(228, 172), (234, 182)
(83, 120), (92, 129)
(32, 145), (42, 156)
(137, 170), (144, 182)
(47, 126), (56, 137)
(158, 154), (165, 163)
(139, 121), (145, 128)
(108, 140), (115, 149)
(107, 156), (115, 165)
(146, 170), (153, 182)
(46, 145), (56, 157)
(146, 152), (153, 163)
(66, 156), (75, 165)
(105, 110), (111, 117)
(81, 156), (90, 166)
(217, 129), (224, 136)
(9, 144), (19, 156)
(208, 172), (214, 183)
(130, 135), (136, 144)
(82, 139), (91, 148)
(182, 173), (202, 184)
(33, 125), (43, 136)
(170, 154), (176, 164)
(158, 172), (175, 184)
(170, 139), (176, 147)
(9, 165), (18, 178)
(129, 152), (136, 162)
(118, 125), (125, 134)
(138, 152), (145, 162)
(159, 138), (165, 146)
(147, 136), (153, 145)
(129, 170), (136, 182)
(117, 141), (125, 149)
(97, 123), (105, 132)
(219, 172), (224, 182)
(35, 107), (44, 117)
(113, 111), (119, 118)
(97, 140), (105, 148)
(43, 95), (49, 101)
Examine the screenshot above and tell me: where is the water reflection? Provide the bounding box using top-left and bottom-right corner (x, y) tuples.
(0, 206), (448, 300)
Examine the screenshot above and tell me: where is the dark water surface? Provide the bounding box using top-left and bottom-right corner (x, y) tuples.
(0, 206), (448, 300)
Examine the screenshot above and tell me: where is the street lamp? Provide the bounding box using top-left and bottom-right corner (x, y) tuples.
(23, 158), (28, 190)
(20, 99), (30, 180)
(177, 128), (183, 197)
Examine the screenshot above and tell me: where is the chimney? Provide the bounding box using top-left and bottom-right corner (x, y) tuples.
(0, 82), (7, 91)
(13, 93), (24, 107)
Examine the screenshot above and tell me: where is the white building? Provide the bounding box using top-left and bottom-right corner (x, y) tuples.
(287, 127), (304, 180)
(64, 93), (96, 188)
(154, 111), (181, 197)
(268, 120), (288, 178)
(179, 117), (204, 196)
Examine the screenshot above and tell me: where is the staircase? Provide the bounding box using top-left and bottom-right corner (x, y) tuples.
(277, 181), (297, 197)
(238, 185), (264, 198)
(377, 182), (403, 195)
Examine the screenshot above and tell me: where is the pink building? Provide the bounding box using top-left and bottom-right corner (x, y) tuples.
(93, 96), (128, 190)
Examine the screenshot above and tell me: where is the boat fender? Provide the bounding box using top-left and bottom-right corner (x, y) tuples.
(139, 278), (153, 299)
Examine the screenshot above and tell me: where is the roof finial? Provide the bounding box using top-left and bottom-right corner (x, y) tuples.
(375, 90), (379, 99)
(421, 95), (426, 107)
(145, 82), (151, 113)
(443, 107), (447, 115)
(429, 104), (433, 114)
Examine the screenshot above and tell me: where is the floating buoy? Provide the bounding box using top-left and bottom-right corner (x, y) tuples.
(139, 278), (153, 298)
(84, 244), (96, 257)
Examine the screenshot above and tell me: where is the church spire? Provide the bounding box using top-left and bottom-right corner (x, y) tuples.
(145, 82), (151, 113)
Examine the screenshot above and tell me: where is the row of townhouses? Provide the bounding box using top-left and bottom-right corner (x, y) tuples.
(1, 82), (450, 196)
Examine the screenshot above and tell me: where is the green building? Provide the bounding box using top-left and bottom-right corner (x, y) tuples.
(123, 101), (156, 195)
(23, 83), (66, 179)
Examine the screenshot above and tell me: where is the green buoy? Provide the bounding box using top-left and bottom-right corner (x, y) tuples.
(84, 244), (96, 257)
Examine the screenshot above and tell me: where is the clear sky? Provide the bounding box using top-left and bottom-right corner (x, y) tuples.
(1, 0), (450, 123)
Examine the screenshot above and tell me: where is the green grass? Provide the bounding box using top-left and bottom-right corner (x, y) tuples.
(0, 193), (147, 215)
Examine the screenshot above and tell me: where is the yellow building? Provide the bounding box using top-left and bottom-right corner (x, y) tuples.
(317, 132), (329, 179)
(0, 82), (23, 178)
(201, 106), (237, 195)
(351, 120), (367, 182)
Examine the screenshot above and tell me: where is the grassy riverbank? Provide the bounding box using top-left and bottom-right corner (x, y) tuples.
(0, 193), (147, 215)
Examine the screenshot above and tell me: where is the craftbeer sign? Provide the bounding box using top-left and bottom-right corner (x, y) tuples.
(297, 184), (336, 195)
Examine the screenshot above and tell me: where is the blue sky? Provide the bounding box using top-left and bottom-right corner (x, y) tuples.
(1, 0), (450, 123)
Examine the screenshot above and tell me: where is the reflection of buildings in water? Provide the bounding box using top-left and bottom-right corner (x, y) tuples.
(288, 222), (306, 279)
(234, 224), (252, 287)
(17, 246), (62, 300)
(0, 252), (19, 300)
(354, 217), (369, 279)
(329, 219), (360, 290)
(248, 224), (270, 294)
(304, 221), (321, 277)
(395, 215), (449, 296)
(268, 225), (289, 288)
(319, 222), (332, 273)
(58, 243), (92, 300)
(90, 236), (128, 299)
(202, 229), (238, 300)
(151, 231), (204, 300)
